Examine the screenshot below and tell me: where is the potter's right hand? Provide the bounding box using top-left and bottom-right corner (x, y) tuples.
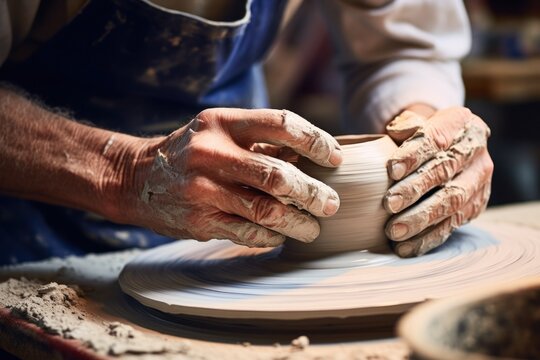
(124, 108), (342, 247)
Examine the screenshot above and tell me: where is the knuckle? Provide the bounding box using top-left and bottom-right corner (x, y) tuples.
(452, 210), (466, 228)
(184, 139), (218, 167)
(281, 109), (302, 124)
(428, 107), (475, 150)
(298, 133), (330, 162)
(483, 154), (495, 176)
(470, 184), (491, 217)
(303, 181), (326, 210)
(460, 106), (473, 118)
(196, 109), (215, 122)
(277, 109), (289, 127)
(447, 106), (473, 121)
(191, 114), (211, 131)
(260, 163), (290, 195)
(272, 108), (295, 131)
(471, 114), (491, 137)
(438, 157), (459, 181)
(304, 133), (321, 153)
(468, 123), (490, 147)
(192, 117), (210, 131)
(194, 109), (229, 130)
(445, 185), (468, 210)
(251, 196), (283, 224)
(424, 154), (458, 187)
(236, 225), (267, 247)
(439, 215), (463, 237)
(469, 198), (483, 219)
(428, 126), (452, 150)
(183, 176), (212, 202)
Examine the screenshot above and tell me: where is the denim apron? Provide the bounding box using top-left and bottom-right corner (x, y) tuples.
(0, 0), (287, 264)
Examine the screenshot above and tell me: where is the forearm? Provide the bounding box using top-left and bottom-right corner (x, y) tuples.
(0, 87), (160, 221)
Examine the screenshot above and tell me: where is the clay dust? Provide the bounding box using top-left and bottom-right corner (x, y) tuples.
(0, 278), (190, 357)
(0, 248), (410, 360)
(0, 277), (407, 359)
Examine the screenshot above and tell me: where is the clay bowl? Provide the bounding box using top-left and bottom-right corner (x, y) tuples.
(283, 134), (397, 258)
(398, 277), (540, 360)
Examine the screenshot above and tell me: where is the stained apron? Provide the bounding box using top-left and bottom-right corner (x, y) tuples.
(0, 0), (287, 264)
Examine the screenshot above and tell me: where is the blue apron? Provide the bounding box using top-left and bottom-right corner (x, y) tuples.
(0, 0), (287, 265)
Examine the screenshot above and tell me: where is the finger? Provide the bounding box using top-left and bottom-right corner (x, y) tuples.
(392, 184), (491, 258)
(384, 126), (490, 214)
(209, 149), (340, 217)
(209, 183), (320, 243)
(212, 108), (343, 167)
(208, 212), (286, 248)
(386, 110), (428, 143)
(250, 143), (281, 158)
(250, 143), (299, 163)
(387, 108), (489, 180)
(385, 152), (492, 241)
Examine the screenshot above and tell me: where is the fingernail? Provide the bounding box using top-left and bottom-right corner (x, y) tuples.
(387, 194), (403, 213)
(323, 197), (340, 215)
(391, 161), (407, 180)
(391, 223), (409, 239)
(396, 243), (414, 258)
(329, 149), (343, 166)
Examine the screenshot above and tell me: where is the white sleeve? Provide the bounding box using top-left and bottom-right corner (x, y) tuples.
(0, 0), (41, 66)
(320, 0), (471, 133)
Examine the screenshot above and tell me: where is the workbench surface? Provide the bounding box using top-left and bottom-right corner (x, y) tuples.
(0, 202), (539, 360)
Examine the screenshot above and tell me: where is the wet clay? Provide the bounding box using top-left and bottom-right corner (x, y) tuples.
(285, 134), (397, 257)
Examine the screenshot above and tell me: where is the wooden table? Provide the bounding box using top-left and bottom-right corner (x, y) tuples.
(0, 202), (539, 360)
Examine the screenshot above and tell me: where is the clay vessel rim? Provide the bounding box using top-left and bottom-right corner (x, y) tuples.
(334, 134), (386, 146)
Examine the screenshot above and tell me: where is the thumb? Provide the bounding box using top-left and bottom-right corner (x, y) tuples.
(386, 110), (428, 143)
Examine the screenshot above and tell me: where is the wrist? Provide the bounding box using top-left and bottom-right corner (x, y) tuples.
(97, 132), (164, 224)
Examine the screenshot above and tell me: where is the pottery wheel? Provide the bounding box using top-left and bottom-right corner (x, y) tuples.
(119, 222), (540, 321)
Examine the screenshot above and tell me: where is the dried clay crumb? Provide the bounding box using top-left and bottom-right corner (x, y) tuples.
(291, 335), (310, 350)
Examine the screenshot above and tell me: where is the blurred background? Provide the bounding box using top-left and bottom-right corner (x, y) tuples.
(264, 0), (540, 206)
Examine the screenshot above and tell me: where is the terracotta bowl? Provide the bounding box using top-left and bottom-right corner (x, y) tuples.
(398, 277), (540, 360)
(283, 134), (397, 258)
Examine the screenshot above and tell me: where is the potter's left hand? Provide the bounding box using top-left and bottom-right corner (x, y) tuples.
(383, 106), (493, 257)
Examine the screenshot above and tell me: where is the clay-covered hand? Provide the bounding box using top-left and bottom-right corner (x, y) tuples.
(124, 108), (342, 248)
(383, 107), (493, 257)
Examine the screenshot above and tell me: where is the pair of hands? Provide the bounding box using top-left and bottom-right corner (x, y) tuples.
(125, 107), (492, 257)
